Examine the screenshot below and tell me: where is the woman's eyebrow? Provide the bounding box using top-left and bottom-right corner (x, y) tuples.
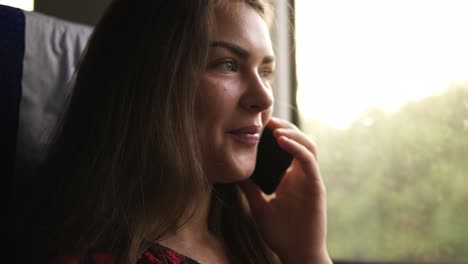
(210, 41), (275, 64)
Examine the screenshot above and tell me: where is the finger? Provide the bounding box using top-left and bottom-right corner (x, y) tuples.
(277, 136), (324, 188)
(239, 179), (269, 216)
(267, 118), (318, 157)
(267, 117), (299, 131)
(273, 128), (318, 159)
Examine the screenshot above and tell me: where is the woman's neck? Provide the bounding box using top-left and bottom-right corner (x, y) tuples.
(158, 188), (229, 263)
(166, 188), (213, 241)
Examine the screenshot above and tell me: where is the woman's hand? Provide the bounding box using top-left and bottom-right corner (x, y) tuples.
(240, 117), (332, 264)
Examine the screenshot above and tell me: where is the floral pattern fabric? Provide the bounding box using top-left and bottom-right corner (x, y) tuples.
(137, 244), (200, 264)
(53, 244), (200, 264)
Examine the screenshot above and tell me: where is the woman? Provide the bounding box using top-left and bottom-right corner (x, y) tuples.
(25, 0), (332, 263)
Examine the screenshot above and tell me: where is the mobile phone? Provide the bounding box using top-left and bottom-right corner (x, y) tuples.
(250, 127), (293, 194)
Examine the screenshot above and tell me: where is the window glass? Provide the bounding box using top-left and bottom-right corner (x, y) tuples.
(0, 0), (34, 11)
(296, 0), (468, 261)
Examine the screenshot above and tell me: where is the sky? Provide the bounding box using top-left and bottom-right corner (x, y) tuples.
(0, 0), (33, 10)
(296, 0), (468, 129)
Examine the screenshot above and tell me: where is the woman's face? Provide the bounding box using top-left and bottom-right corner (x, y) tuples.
(197, 3), (275, 183)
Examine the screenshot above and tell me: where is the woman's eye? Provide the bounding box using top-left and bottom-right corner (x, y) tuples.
(259, 69), (273, 79)
(216, 61), (237, 72)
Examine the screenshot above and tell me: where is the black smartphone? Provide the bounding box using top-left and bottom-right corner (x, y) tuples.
(250, 127), (293, 194)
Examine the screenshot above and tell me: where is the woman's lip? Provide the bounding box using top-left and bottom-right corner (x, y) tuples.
(227, 132), (260, 145)
(227, 125), (262, 145)
(227, 125), (262, 134)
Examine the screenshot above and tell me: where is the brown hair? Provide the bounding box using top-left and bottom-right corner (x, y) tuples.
(26, 0), (278, 263)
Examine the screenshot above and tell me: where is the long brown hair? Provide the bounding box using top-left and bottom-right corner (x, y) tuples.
(25, 0), (278, 263)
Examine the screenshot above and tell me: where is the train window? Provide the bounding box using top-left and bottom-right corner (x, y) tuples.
(0, 0), (33, 11)
(296, 0), (468, 262)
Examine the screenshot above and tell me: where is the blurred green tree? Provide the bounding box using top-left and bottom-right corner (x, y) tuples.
(301, 86), (468, 262)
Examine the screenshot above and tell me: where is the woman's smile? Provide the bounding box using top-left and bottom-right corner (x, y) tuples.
(227, 125), (262, 146)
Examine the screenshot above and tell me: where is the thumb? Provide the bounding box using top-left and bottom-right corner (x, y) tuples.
(239, 179), (269, 217)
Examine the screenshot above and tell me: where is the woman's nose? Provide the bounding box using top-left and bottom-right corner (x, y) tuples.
(240, 72), (274, 113)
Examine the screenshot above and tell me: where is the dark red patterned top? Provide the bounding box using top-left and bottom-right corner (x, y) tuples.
(137, 244), (200, 264)
(53, 244), (200, 264)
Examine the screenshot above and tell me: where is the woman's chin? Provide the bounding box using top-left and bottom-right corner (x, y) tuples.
(205, 151), (257, 183)
(230, 156), (256, 182)
(208, 164), (255, 184)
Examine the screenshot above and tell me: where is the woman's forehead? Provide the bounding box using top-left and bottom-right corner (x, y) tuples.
(211, 2), (274, 58)
(214, 0), (271, 25)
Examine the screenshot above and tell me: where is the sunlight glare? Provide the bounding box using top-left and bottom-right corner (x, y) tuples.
(0, 0), (34, 11)
(296, 0), (468, 129)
